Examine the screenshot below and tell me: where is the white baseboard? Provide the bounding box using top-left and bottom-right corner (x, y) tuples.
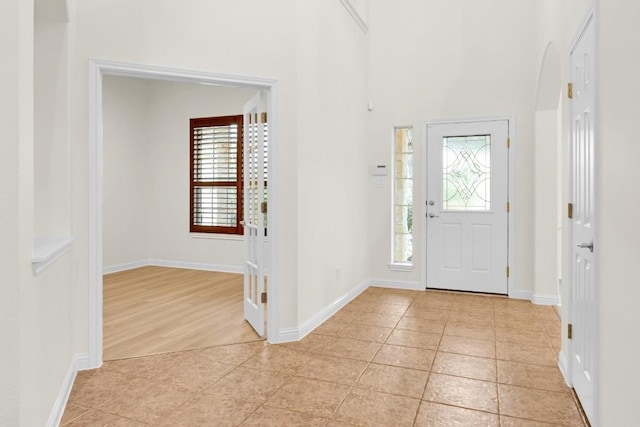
(103, 259), (243, 275)
(532, 293), (561, 306)
(509, 290), (533, 300)
(277, 279), (369, 343)
(368, 278), (424, 291)
(558, 349), (571, 387)
(46, 353), (89, 427)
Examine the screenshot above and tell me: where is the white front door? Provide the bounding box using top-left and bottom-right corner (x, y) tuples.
(426, 120), (509, 294)
(243, 92), (267, 337)
(569, 13), (597, 424)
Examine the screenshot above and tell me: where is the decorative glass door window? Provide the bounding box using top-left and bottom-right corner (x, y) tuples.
(442, 135), (491, 211)
(393, 127), (413, 263)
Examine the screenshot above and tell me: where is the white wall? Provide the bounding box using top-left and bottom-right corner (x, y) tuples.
(0, 1), (23, 424)
(295, 1), (370, 322)
(103, 77), (256, 271)
(598, 2), (640, 424)
(103, 77), (151, 267)
(367, 0), (537, 296)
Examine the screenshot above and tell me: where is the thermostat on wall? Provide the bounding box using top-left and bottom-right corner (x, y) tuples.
(370, 164), (387, 176)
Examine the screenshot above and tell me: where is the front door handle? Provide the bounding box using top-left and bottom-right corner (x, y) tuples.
(577, 240), (594, 253)
(428, 212), (439, 218)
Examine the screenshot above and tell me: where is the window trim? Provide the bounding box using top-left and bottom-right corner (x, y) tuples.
(189, 115), (243, 235)
(391, 126), (414, 266)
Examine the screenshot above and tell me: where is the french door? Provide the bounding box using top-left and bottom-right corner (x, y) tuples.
(426, 120), (509, 294)
(243, 92), (267, 336)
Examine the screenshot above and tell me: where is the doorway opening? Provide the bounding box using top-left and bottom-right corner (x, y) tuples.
(88, 60), (280, 367)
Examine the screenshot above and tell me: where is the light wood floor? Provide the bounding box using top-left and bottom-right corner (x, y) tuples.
(103, 266), (262, 360)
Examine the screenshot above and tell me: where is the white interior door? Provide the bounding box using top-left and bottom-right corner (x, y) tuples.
(569, 14), (597, 424)
(426, 120), (509, 294)
(243, 92), (267, 337)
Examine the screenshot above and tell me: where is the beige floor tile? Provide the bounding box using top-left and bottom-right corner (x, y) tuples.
(314, 317), (351, 336)
(242, 406), (329, 426)
(438, 335), (496, 359)
(374, 293), (416, 306)
(444, 321), (495, 341)
(241, 346), (315, 374)
(542, 318), (561, 334)
(91, 376), (192, 424)
(333, 387), (420, 427)
(354, 363), (429, 398)
(385, 329), (441, 350)
(403, 306), (450, 320)
(396, 316), (446, 334)
(414, 401), (500, 427)
(196, 341), (267, 365)
(206, 367), (290, 402)
(423, 373), (498, 414)
(497, 360), (569, 393)
(495, 328), (550, 348)
(68, 370), (135, 409)
(432, 352), (497, 382)
(154, 393), (261, 426)
(104, 351), (235, 391)
(279, 334), (334, 354)
(319, 337), (382, 361)
(447, 310), (494, 326)
(299, 354), (367, 386)
(266, 377), (350, 418)
(363, 302), (410, 316)
(495, 316), (545, 332)
(337, 323), (393, 343)
(499, 384), (585, 425)
(448, 302), (495, 316)
(352, 312), (402, 328)
(496, 341), (558, 366)
(60, 403), (90, 425)
(500, 415), (558, 426)
(342, 299), (371, 312)
(373, 344), (435, 371)
(63, 409), (147, 426)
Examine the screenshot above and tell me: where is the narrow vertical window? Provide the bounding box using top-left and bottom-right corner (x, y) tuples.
(393, 127), (413, 264)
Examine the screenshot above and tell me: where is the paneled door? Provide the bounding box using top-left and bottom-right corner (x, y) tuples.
(243, 92), (267, 337)
(569, 13), (597, 424)
(426, 120), (509, 294)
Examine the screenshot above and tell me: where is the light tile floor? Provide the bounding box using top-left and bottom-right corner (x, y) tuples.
(62, 288), (588, 426)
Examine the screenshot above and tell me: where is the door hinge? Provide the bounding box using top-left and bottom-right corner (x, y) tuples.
(261, 201), (268, 214)
(568, 203), (573, 219)
(260, 112), (268, 124)
(261, 292), (267, 304)
(568, 323), (573, 339)
(507, 137), (511, 149)
(506, 202), (510, 213)
(568, 83), (574, 99)
(506, 266), (510, 278)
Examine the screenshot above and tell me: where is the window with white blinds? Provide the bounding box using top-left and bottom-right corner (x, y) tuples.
(190, 115), (243, 234)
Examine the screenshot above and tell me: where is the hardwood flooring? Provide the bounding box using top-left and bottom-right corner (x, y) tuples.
(103, 266), (262, 360)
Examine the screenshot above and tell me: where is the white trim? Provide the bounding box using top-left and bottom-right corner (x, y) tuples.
(338, 0), (368, 33)
(422, 116), (516, 296)
(508, 290), (533, 301)
(32, 236), (75, 275)
(103, 259), (244, 275)
(277, 279), (369, 343)
(46, 353), (89, 427)
(369, 278), (424, 291)
(190, 233), (244, 241)
(558, 349), (571, 387)
(387, 263), (414, 272)
(532, 293), (561, 306)
(88, 59), (281, 367)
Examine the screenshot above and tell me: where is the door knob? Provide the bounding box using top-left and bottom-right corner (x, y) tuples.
(428, 212), (439, 218)
(577, 240), (594, 253)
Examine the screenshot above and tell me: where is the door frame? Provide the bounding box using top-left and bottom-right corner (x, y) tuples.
(87, 59), (281, 368)
(422, 116), (516, 296)
(564, 8), (600, 425)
